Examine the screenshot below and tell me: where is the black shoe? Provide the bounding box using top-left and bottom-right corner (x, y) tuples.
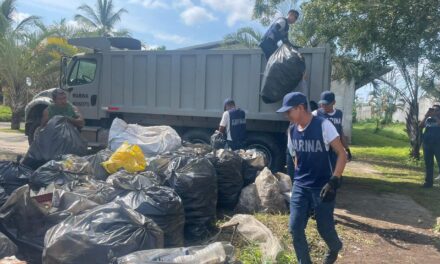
(323, 250), (339, 264)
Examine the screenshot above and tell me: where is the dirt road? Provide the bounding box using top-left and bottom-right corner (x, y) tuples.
(0, 123), (28, 160)
(337, 162), (440, 263)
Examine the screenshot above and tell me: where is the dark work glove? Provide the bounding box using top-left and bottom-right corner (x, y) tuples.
(320, 176), (342, 203)
(346, 148), (352, 162)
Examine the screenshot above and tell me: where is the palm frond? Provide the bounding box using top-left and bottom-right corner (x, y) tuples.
(77, 4), (101, 26)
(74, 14), (99, 29)
(107, 7), (127, 28)
(13, 15), (40, 33)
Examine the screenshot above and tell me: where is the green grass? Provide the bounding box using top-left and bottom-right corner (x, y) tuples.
(351, 122), (422, 169)
(0, 128), (25, 133)
(0, 105), (12, 122)
(348, 122), (440, 217)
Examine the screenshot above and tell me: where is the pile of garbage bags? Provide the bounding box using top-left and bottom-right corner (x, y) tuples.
(0, 157), (32, 207)
(260, 44), (306, 104)
(0, 119), (292, 263)
(0, 231), (17, 259)
(43, 202), (164, 264)
(22, 116), (88, 169)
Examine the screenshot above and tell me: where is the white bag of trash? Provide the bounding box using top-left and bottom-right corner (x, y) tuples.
(275, 172), (292, 193)
(108, 118), (182, 156)
(222, 214), (283, 262)
(236, 167), (288, 214)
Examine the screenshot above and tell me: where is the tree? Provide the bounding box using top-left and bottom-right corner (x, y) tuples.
(74, 0), (129, 37)
(253, 0), (300, 26)
(368, 72), (401, 131)
(223, 27), (262, 48)
(0, 33), (34, 129)
(296, 0), (440, 160)
(0, 0), (39, 36)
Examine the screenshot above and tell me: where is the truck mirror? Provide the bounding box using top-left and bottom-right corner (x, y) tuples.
(59, 57), (69, 89)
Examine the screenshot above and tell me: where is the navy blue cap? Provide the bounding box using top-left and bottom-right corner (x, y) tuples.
(224, 98), (234, 106)
(276, 92), (308, 113)
(318, 91), (335, 105)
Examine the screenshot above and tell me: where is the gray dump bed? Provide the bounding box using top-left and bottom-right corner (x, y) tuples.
(95, 47), (331, 121)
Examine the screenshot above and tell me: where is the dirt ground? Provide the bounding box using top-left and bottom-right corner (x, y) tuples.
(336, 161), (440, 264)
(0, 124), (28, 160)
(0, 130), (439, 263)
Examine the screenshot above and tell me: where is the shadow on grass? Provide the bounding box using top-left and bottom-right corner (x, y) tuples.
(336, 214), (440, 252)
(353, 157), (423, 172)
(339, 176), (440, 227)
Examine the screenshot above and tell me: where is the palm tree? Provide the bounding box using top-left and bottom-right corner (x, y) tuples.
(253, 0), (300, 26)
(0, 32), (34, 129)
(223, 27), (262, 48)
(0, 0), (39, 35)
(74, 0), (128, 37)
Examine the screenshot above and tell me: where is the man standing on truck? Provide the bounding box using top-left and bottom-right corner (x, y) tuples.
(259, 9), (299, 60)
(219, 98), (246, 150)
(277, 92), (346, 264)
(313, 91), (352, 168)
(41, 88), (85, 128)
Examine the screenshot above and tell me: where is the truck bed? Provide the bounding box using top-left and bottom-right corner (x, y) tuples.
(98, 47), (331, 121)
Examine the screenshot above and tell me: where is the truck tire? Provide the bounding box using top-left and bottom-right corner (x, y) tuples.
(182, 129), (212, 144)
(245, 133), (285, 172)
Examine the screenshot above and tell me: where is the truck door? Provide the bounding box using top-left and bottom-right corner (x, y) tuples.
(66, 55), (100, 119)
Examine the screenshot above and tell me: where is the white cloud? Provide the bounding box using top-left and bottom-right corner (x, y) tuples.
(154, 32), (189, 44)
(11, 11), (31, 23)
(66, 20), (82, 29)
(180, 6), (216, 26)
(129, 0), (169, 9)
(201, 0), (253, 26)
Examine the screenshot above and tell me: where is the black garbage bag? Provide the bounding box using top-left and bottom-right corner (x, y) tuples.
(0, 186), (7, 207)
(237, 149), (268, 186)
(210, 131), (226, 150)
(147, 155), (174, 184)
(22, 116), (88, 169)
(107, 170), (160, 190)
(176, 142), (213, 157)
(43, 202), (164, 264)
(0, 231), (18, 259)
(116, 242), (234, 264)
(85, 149), (113, 180)
(62, 178), (125, 204)
(29, 156), (90, 188)
(0, 186), (98, 250)
(0, 157), (33, 195)
(166, 156), (217, 241)
(116, 185), (185, 248)
(260, 44), (306, 104)
(210, 150), (243, 209)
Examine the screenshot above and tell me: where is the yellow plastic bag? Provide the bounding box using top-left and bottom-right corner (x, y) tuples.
(102, 142), (146, 174)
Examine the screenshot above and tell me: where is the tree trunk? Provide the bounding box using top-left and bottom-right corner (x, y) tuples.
(406, 99), (421, 160)
(10, 111), (21, 130)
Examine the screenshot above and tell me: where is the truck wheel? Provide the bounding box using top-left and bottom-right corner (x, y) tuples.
(182, 129), (212, 144)
(245, 133), (284, 172)
(27, 122), (40, 145)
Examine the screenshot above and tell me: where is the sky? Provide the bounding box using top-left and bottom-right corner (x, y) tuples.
(14, 0), (266, 49)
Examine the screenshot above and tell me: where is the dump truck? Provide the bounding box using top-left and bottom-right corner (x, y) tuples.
(25, 37), (331, 171)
